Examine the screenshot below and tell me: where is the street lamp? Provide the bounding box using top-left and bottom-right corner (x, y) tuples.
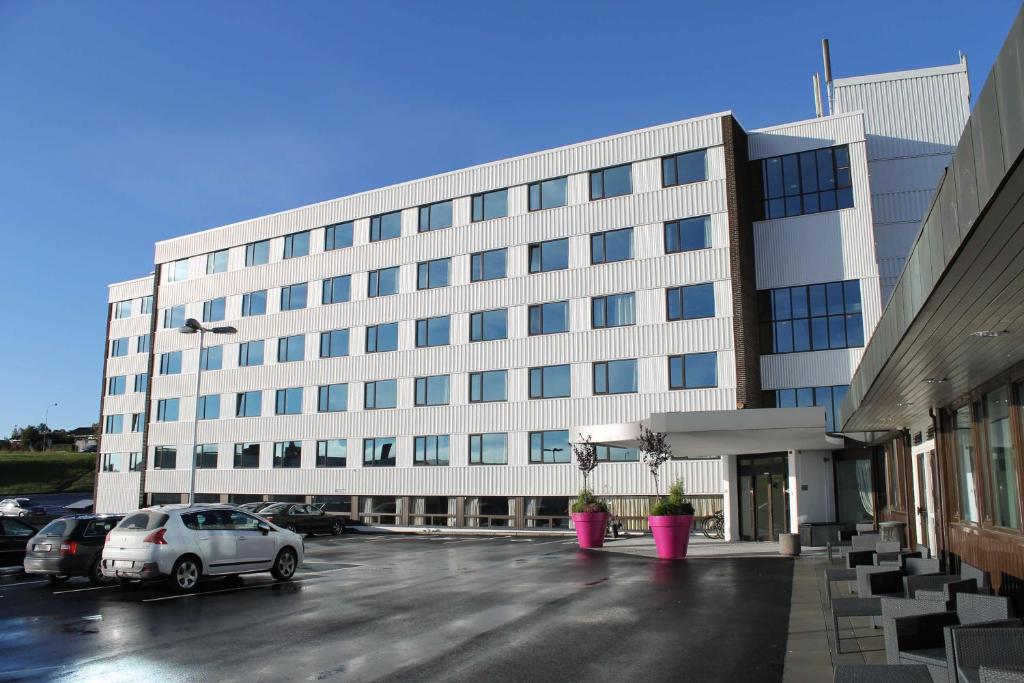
(543, 447), (563, 462)
(178, 318), (236, 505)
(42, 402), (58, 451)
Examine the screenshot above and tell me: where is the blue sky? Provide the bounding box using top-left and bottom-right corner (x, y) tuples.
(0, 0), (1018, 433)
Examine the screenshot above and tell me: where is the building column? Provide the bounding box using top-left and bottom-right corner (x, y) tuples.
(788, 450), (800, 534)
(722, 455), (739, 541)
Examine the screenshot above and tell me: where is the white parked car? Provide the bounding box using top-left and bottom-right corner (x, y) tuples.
(101, 505), (303, 592)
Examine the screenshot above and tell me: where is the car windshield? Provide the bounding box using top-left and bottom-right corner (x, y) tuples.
(38, 519), (74, 537)
(84, 518), (120, 536)
(260, 504), (288, 515)
(117, 512), (169, 531)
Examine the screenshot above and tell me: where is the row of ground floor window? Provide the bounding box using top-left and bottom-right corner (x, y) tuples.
(144, 493), (723, 531)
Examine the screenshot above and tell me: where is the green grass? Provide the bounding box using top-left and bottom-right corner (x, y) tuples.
(0, 451), (96, 495)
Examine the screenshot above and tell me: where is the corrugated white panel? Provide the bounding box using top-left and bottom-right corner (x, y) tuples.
(747, 112), (866, 159)
(99, 433), (145, 454)
(760, 348), (865, 389)
(104, 353), (150, 378)
(868, 156), (951, 194)
(108, 276), (154, 302)
(871, 189), (935, 226)
(101, 393), (146, 416)
(567, 172), (589, 205)
(706, 146), (726, 180)
(96, 472), (142, 513)
(633, 159), (661, 193)
(107, 316), (152, 340)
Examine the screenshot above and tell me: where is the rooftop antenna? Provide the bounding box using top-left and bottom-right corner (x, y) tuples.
(822, 38), (834, 115)
(813, 72), (824, 118)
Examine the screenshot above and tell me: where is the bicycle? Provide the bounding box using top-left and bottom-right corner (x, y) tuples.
(702, 510), (725, 539)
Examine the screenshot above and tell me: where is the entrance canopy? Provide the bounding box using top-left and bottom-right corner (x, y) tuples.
(578, 408), (844, 459)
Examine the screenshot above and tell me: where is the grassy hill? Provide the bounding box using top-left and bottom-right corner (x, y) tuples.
(0, 451), (96, 495)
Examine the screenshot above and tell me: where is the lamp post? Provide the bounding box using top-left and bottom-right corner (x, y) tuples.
(42, 402), (58, 451)
(178, 318), (236, 506)
(543, 447), (563, 462)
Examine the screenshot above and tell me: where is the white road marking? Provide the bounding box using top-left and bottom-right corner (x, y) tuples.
(1, 579), (50, 588)
(53, 585), (119, 595)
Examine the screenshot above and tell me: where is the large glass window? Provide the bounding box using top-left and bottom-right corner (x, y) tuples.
(110, 337), (128, 357)
(233, 443), (260, 469)
(528, 176), (567, 211)
(366, 323), (398, 353)
(154, 446), (177, 470)
(984, 387), (1020, 529)
(273, 441), (302, 468)
(472, 189), (508, 221)
(414, 375), (450, 406)
(471, 248), (506, 282)
(240, 289), (266, 317)
(592, 293), (635, 329)
(316, 440), (347, 468)
(669, 353), (717, 389)
(282, 231), (310, 259)
(364, 380), (397, 410)
(363, 437), (396, 467)
(368, 266), (399, 297)
(236, 391), (262, 418)
(202, 297), (225, 323)
(665, 215), (711, 253)
(195, 444), (217, 469)
(163, 305), (185, 329)
(277, 335), (305, 362)
(280, 283), (307, 311)
(528, 238), (568, 273)
(529, 364), (571, 399)
(752, 144), (854, 220)
(662, 149), (707, 187)
(136, 334), (150, 354)
(418, 200), (453, 232)
(104, 414), (123, 434)
(758, 280), (863, 354)
(370, 211), (402, 242)
(168, 258), (189, 282)
(324, 221), (353, 251)
(763, 385), (849, 433)
(596, 445), (638, 462)
(197, 394), (220, 420)
(667, 283), (715, 321)
(590, 164), (632, 200)
(593, 359), (637, 395)
(107, 375), (126, 396)
(206, 249), (228, 274)
(114, 300), (132, 318)
(469, 309), (507, 342)
(318, 384), (347, 413)
(469, 370), (507, 403)
(591, 227), (633, 264)
(414, 435), (449, 466)
(159, 351), (182, 375)
(416, 316), (450, 348)
(156, 398), (179, 422)
(528, 300), (568, 335)
(320, 329), (349, 358)
(322, 275), (351, 304)
(199, 345), (222, 371)
(529, 430), (570, 463)
(469, 433), (507, 465)
(953, 405), (979, 523)
(417, 258), (450, 290)
(131, 413), (145, 432)
(245, 239), (270, 267)
(238, 340), (264, 367)
(133, 373), (148, 393)
(140, 295), (153, 314)
(275, 387), (303, 415)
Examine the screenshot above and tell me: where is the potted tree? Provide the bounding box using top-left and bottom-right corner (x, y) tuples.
(639, 427), (695, 559)
(569, 435), (609, 548)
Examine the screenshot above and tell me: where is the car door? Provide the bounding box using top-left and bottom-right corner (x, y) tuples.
(0, 518), (36, 565)
(228, 511), (277, 569)
(184, 510), (237, 574)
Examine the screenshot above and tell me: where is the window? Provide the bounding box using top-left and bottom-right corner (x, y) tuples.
(238, 340), (264, 367)
(114, 300), (132, 318)
(665, 215), (711, 253)
(668, 353), (717, 389)
(370, 211), (402, 241)
(316, 440), (347, 468)
(159, 351), (182, 375)
(414, 435), (449, 466)
(368, 266), (399, 297)
(417, 258), (450, 290)
(366, 323), (398, 353)
(752, 144), (854, 220)
(131, 413), (145, 432)
(667, 283), (715, 320)
(195, 444), (217, 469)
(277, 335), (305, 362)
(168, 259), (188, 282)
(206, 249), (229, 274)
(320, 329), (349, 358)
(529, 430), (570, 463)
(317, 384), (347, 412)
(471, 189), (507, 221)
(529, 364), (570, 399)
(324, 221), (353, 251)
(199, 345), (222, 371)
(364, 380), (397, 410)
(593, 359), (637, 395)
(592, 293), (635, 329)
(528, 300), (568, 335)
(197, 394), (220, 420)
(590, 164), (632, 200)
(110, 337), (128, 357)
(280, 283), (308, 311)
(245, 239), (270, 266)
(418, 200), (453, 232)
(273, 441), (302, 468)
(758, 280), (863, 354)
(596, 445), (638, 462)
(102, 453), (124, 473)
(322, 275), (351, 305)
(282, 231), (310, 259)
(128, 452), (144, 471)
(107, 375), (126, 396)
(469, 309), (507, 342)
(136, 335), (150, 354)
(236, 391), (261, 418)
(415, 316), (450, 348)
(202, 297), (225, 323)
(763, 385), (849, 433)
(953, 405), (979, 523)
(983, 386), (1019, 530)
(241, 290), (267, 317)
(414, 375), (450, 406)
(104, 414), (123, 434)
(591, 227), (633, 264)
(528, 238), (568, 273)
(363, 437), (396, 467)
(154, 446), (177, 470)
(140, 295), (153, 314)
(528, 176), (567, 211)
(233, 443), (260, 469)
(133, 373), (148, 393)
(469, 370), (507, 403)
(156, 398), (179, 422)
(275, 388), (303, 415)
(662, 149), (707, 187)
(471, 248), (506, 282)
(163, 305), (185, 329)
(469, 433), (507, 465)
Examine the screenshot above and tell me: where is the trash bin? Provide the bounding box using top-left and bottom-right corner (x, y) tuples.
(779, 533), (801, 556)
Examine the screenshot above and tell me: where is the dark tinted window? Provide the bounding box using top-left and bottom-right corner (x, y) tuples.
(471, 189), (508, 221)
(38, 519), (73, 537)
(751, 145), (854, 220)
(590, 164), (632, 200)
(528, 177), (567, 211)
(118, 512), (169, 531)
(758, 279), (863, 354)
(662, 149), (707, 187)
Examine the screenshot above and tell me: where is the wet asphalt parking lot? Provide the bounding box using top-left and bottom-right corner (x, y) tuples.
(0, 534), (793, 682)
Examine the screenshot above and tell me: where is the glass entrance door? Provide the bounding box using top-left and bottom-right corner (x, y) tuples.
(738, 455), (790, 541)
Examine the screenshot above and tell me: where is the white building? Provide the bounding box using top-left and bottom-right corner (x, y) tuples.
(95, 59), (970, 541)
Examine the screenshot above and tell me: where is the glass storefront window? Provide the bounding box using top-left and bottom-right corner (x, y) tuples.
(953, 405), (979, 523)
(984, 387), (1020, 529)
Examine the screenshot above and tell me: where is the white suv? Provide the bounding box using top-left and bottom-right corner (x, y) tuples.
(101, 505), (304, 592)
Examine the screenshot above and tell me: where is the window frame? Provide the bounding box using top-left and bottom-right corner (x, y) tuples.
(206, 249), (229, 275)
(317, 383), (348, 413)
(668, 353), (718, 390)
(666, 283), (716, 321)
(590, 227), (634, 265)
(469, 308), (508, 342)
(592, 359), (638, 395)
(417, 200), (453, 233)
(282, 231), (310, 260)
(244, 239), (270, 267)
(279, 282), (308, 312)
(469, 433), (508, 465)
(416, 258), (451, 290)
(324, 221), (354, 251)
(274, 387), (303, 416)
(591, 292), (636, 329)
(661, 149), (708, 188)
(529, 430), (571, 464)
(369, 211), (402, 242)
(527, 176), (568, 212)
(364, 380), (397, 410)
(528, 300), (569, 336)
(414, 375), (451, 407)
(469, 370), (507, 403)
(470, 248), (507, 282)
(367, 266), (399, 297)
(471, 188), (508, 222)
(528, 238), (569, 274)
(365, 323), (398, 353)
(528, 364), (571, 400)
(322, 275), (351, 305)
(589, 163), (633, 200)
(415, 316), (450, 348)
(413, 435), (450, 466)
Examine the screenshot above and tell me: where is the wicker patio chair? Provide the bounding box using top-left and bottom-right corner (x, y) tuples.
(952, 627), (1024, 683)
(979, 664), (1024, 682)
(834, 664), (932, 682)
(945, 620), (1022, 683)
(883, 597), (954, 664)
(914, 579), (979, 610)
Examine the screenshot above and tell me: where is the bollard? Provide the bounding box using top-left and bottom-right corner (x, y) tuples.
(779, 533), (801, 556)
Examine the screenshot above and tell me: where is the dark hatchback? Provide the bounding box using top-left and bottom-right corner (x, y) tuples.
(23, 515), (124, 584)
(259, 504), (346, 536)
(0, 517), (40, 567)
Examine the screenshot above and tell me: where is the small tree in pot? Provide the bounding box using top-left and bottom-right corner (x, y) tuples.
(639, 428), (696, 559)
(638, 426), (672, 496)
(569, 434), (610, 548)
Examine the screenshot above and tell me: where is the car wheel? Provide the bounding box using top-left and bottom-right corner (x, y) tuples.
(47, 575), (70, 584)
(271, 547), (297, 582)
(88, 557), (107, 586)
(169, 556), (201, 593)
(331, 520), (344, 536)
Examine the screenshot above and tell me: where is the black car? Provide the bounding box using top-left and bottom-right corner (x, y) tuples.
(259, 504), (346, 536)
(23, 515), (124, 584)
(0, 517), (40, 567)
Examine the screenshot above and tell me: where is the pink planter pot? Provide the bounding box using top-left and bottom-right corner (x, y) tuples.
(571, 512), (609, 549)
(649, 515), (694, 559)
